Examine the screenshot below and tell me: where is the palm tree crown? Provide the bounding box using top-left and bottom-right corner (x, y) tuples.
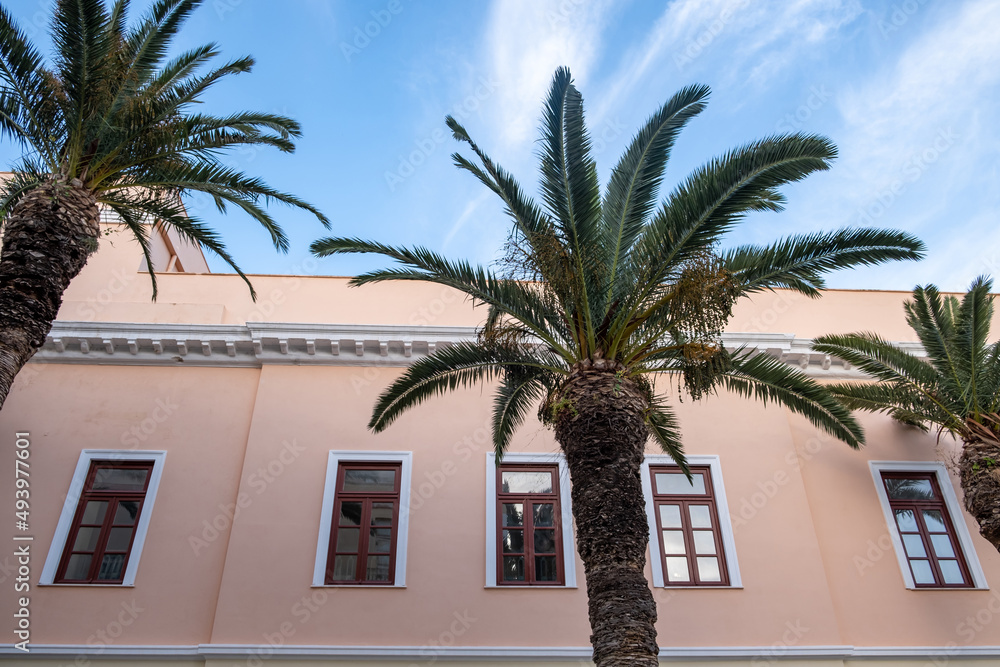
(813, 278), (1000, 552)
(814, 277), (1000, 433)
(0, 0), (329, 295)
(312, 67), (925, 468)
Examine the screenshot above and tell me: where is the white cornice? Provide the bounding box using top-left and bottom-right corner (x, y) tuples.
(28, 320), (925, 377)
(1, 643), (997, 660)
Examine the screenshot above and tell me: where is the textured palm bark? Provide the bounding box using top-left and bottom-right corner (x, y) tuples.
(0, 178), (100, 410)
(959, 432), (1000, 553)
(553, 363), (659, 667)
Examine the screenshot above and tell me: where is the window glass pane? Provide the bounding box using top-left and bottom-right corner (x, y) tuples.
(370, 503), (394, 526)
(339, 502), (362, 526)
(901, 533), (926, 558)
(113, 501), (140, 525)
(331, 555), (357, 580)
(910, 559), (935, 584)
(72, 527), (101, 552)
(534, 529), (556, 554)
(106, 526), (133, 552)
(336, 527), (360, 553)
(366, 555), (390, 581)
(64, 554), (92, 580)
(894, 509), (918, 532)
(81, 501), (108, 524)
(342, 469), (396, 492)
(533, 503), (555, 527)
(502, 556), (525, 581)
(535, 556), (558, 581)
(939, 559), (965, 584)
(501, 471), (553, 494)
(697, 556), (722, 582)
(884, 477), (935, 500)
(369, 528), (392, 554)
(502, 503), (524, 527)
(930, 534), (955, 558)
(689, 505), (712, 528)
(655, 472), (705, 495)
(97, 554), (126, 580)
(923, 510), (947, 533)
(693, 531), (717, 555)
(659, 504), (682, 528)
(662, 531), (686, 555)
(665, 557), (690, 582)
(503, 529), (524, 553)
(92, 467), (148, 491)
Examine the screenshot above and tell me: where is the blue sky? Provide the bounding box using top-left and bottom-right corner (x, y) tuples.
(5, 0), (1000, 290)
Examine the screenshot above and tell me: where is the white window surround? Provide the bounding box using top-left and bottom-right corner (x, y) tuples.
(485, 452), (577, 588)
(869, 461), (989, 590)
(312, 451), (412, 587)
(641, 454), (743, 588)
(40, 449), (167, 586)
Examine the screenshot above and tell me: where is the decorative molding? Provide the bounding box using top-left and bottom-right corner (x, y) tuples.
(29, 320), (925, 376)
(3, 643), (999, 660)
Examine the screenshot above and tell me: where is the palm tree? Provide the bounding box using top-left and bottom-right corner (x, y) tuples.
(0, 0), (329, 410)
(311, 68), (924, 666)
(813, 278), (1000, 553)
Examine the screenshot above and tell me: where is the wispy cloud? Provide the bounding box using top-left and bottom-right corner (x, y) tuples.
(482, 0), (616, 150)
(796, 0), (1000, 289)
(592, 0), (861, 127)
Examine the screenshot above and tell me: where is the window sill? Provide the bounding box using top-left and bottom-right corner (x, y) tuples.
(655, 585), (744, 590)
(310, 584), (406, 589)
(38, 583), (135, 587)
(485, 585), (579, 589)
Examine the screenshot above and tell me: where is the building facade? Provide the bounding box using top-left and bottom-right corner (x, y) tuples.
(1, 222), (999, 666)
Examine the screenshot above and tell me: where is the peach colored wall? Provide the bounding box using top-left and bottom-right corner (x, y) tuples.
(2, 231), (999, 654)
(1, 365), (259, 645)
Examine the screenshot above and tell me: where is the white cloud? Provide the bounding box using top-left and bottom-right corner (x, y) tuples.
(837, 0), (1000, 192)
(482, 0), (617, 150)
(591, 0), (862, 127)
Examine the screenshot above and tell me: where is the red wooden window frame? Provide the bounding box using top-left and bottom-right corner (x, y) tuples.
(881, 472), (973, 588)
(325, 462), (402, 585)
(55, 461), (154, 584)
(649, 465), (730, 587)
(495, 463), (564, 586)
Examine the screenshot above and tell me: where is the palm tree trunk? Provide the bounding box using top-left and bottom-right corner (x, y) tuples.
(0, 177), (100, 410)
(959, 433), (1000, 553)
(553, 364), (658, 667)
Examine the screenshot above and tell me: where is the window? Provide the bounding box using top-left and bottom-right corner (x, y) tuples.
(41, 450), (166, 586)
(641, 455), (741, 588)
(496, 464), (564, 585)
(313, 452), (412, 587)
(871, 462), (988, 589)
(326, 463), (401, 585)
(485, 453), (577, 588)
(56, 462), (153, 583)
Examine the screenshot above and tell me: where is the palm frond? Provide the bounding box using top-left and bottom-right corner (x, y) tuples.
(604, 84), (709, 298)
(631, 134), (837, 288)
(722, 350), (864, 448)
(311, 237), (573, 356)
(370, 341), (564, 432)
(723, 229), (925, 297)
(953, 275), (994, 414)
(492, 368), (553, 458)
